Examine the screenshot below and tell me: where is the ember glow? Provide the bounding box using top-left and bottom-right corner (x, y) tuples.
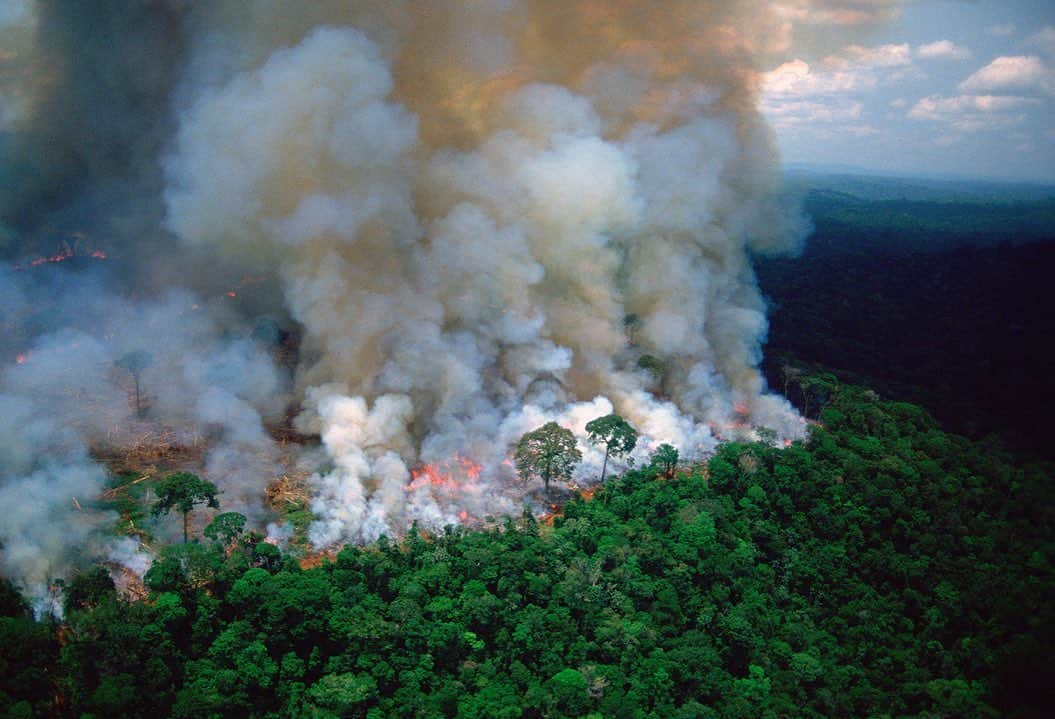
(408, 455), (484, 494)
(11, 246), (108, 272)
(404, 456), (489, 530)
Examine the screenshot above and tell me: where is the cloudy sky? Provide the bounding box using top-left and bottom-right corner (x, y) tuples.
(765, 0), (1055, 182)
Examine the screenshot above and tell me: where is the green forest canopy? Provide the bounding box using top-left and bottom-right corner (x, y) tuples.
(1, 382), (1052, 718)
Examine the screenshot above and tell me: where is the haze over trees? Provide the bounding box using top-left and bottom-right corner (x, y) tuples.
(114, 350), (154, 417)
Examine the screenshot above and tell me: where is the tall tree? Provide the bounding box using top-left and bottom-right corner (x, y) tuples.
(115, 350), (154, 417)
(515, 422), (582, 494)
(585, 414), (638, 482)
(204, 512), (247, 547)
(151, 472), (220, 543)
(650, 443), (679, 478)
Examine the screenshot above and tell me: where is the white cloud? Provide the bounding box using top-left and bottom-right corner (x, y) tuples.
(763, 98), (863, 128)
(890, 98), (907, 109)
(915, 40), (971, 61)
(762, 59), (870, 97)
(762, 42), (915, 101)
(959, 56), (1054, 96)
(827, 43), (912, 69)
(761, 42), (920, 135)
(909, 94), (1036, 119)
(908, 94), (1039, 132)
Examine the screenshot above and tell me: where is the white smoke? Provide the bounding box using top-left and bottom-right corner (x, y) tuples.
(106, 536), (154, 578)
(2, 2), (892, 596)
(163, 6), (811, 548)
(0, 269), (288, 610)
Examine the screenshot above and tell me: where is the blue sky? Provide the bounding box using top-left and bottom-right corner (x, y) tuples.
(763, 0), (1055, 182)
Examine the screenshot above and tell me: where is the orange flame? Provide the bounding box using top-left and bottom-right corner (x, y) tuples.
(219, 274), (270, 301)
(12, 243), (109, 271)
(407, 454), (484, 493)
(29, 248), (73, 267)
(406, 454), (484, 527)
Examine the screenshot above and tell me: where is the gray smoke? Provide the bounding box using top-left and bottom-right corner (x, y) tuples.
(0, 264), (289, 613)
(1, 1), (893, 604)
(163, 2), (812, 547)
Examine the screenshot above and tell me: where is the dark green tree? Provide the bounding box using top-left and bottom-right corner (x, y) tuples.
(252, 542), (282, 572)
(548, 668), (590, 716)
(115, 350), (154, 417)
(305, 672), (378, 716)
(651, 443), (679, 477)
(204, 512), (247, 547)
(515, 422), (582, 494)
(151, 472), (220, 543)
(2, 380), (1049, 719)
(585, 413), (638, 482)
(64, 567), (116, 614)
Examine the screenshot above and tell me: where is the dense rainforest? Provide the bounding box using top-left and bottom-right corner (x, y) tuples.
(4, 177), (1054, 718)
(759, 181), (1055, 460)
(2, 383), (1053, 718)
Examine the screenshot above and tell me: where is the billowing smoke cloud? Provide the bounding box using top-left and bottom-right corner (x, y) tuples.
(163, 2), (810, 547)
(1, 1), (893, 600)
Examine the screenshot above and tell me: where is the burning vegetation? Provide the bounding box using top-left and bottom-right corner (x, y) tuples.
(0, 1), (816, 611)
(10, 235), (108, 272)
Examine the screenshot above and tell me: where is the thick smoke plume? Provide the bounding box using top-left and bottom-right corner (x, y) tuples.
(163, 1), (810, 547)
(1, 1), (886, 603)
